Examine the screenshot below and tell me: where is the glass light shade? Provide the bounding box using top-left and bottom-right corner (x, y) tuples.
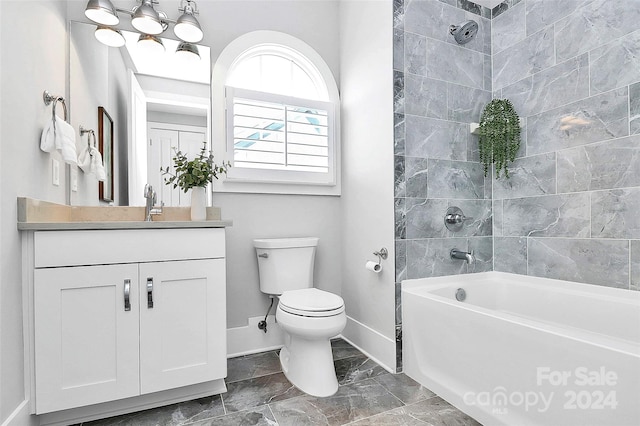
(174, 13), (203, 43)
(138, 34), (165, 54)
(94, 26), (125, 47)
(84, 0), (119, 26)
(175, 42), (200, 63)
(132, 2), (163, 35)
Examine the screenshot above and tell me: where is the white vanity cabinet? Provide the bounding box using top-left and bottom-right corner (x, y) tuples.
(138, 258), (226, 394)
(34, 264), (141, 414)
(22, 227), (229, 422)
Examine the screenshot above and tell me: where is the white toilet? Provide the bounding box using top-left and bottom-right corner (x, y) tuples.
(253, 237), (346, 397)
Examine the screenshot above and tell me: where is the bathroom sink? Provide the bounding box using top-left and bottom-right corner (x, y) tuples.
(17, 197), (222, 224)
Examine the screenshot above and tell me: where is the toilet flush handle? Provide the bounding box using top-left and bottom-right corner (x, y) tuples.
(258, 253), (269, 258)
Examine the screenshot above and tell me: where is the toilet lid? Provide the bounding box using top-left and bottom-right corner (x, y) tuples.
(279, 288), (344, 317)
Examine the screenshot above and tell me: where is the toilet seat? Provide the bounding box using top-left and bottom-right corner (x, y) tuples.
(279, 288), (345, 317)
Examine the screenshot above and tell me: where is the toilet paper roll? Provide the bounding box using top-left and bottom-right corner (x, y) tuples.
(365, 261), (381, 273)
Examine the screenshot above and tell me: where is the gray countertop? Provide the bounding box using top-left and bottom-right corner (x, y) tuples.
(17, 220), (233, 231)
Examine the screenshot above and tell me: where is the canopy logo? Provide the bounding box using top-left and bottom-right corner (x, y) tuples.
(462, 367), (619, 415)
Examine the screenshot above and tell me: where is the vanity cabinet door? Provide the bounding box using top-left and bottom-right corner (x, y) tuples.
(139, 258), (226, 394)
(33, 264), (140, 414)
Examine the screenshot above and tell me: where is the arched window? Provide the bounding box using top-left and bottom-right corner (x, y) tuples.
(227, 45), (328, 101)
(212, 31), (340, 194)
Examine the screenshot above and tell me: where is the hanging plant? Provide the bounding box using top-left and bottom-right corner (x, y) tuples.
(478, 99), (521, 179)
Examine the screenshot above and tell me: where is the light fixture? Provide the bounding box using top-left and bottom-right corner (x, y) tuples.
(174, 1), (203, 43)
(84, 0), (119, 26)
(138, 34), (165, 54)
(131, 0), (165, 35)
(84, 0), (204, 58)
(175, 41), (200, 62)
(94, 26), (126, 47)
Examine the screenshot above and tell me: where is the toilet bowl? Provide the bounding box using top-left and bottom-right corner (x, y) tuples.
(253, 237), (346, 397)
(276, 288), (346, 397)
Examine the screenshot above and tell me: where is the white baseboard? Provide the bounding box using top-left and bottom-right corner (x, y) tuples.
(1, 400), (35, 426)
(341, 315), (396, 373)
(227, 315), (284, 358)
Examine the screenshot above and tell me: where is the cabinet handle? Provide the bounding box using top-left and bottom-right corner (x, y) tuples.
(124, 279), (131, 312)
(147, 277), (154, 309)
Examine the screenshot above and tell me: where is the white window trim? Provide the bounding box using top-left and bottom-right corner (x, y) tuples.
(212, 31), (341, 196)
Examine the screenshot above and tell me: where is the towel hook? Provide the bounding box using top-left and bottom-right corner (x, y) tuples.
(79, 126), (96, 151)
(43, 90), (68, 122)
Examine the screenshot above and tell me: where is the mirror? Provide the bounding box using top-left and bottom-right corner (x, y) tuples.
(98, 106), (114, 202)
(69, 20), (211, 206)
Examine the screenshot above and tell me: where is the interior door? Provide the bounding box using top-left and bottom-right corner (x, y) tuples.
(138, 259), (226, 394)
(146, 125), (206, 207)
(148, 127), (179, 207)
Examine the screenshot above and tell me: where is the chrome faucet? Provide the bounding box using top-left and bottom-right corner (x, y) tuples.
(451, 248), (474, 264)
(144, 184), (163, 221)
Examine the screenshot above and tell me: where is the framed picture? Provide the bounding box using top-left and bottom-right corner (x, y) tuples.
(98, 106), (114, 202)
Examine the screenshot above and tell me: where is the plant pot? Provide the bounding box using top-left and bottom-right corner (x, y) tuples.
(190, 187), (207, 221)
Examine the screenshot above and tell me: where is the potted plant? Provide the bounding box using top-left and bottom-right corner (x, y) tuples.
(478, 99), (521, 178)
(161, 142), (230, 221)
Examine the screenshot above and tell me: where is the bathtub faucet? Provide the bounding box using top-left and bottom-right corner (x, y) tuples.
(450, 248), (474, 264)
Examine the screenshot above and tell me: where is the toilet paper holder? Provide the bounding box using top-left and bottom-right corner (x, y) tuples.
(373, 248), (388, 263)
(366, 247), (388, 273)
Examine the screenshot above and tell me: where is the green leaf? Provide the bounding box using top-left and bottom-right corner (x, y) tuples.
(159, 141), (230, 192)
(478, 98), (521, 179)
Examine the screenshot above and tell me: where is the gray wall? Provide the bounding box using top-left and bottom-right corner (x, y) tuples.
(492, 0), (640, 290)
(206, 0), (343, 330)
(395, 0), (640, 292)
(1, 2), (68, 424)
(66, 0), (343, 332)
(394, 0), (494, 286)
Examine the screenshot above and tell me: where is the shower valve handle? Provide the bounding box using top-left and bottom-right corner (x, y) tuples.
(445, 213), (473, 224)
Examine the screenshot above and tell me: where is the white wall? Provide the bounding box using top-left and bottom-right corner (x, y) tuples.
(65, 0), (343, 343)
(0, 2), (68, 424)
(201, 1), (343, 337)
(147, 112), (207, 128)
(0, 8), (388, 420)
(217, 193), (342, 328)
(0, 1), (3, 420)
(66, 0), (343, 348)
(339, 0), (396, 370)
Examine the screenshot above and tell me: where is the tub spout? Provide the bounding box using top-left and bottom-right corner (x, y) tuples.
(451, 248), (474, 264)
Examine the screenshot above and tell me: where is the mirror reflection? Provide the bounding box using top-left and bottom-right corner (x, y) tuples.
(69, 20), (211, 207)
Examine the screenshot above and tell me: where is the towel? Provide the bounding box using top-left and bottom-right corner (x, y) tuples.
(77, 145), (106, 182)
(91, 147), (107, 182)
(77, 143), (92, 173)
(40, 116), (78, 166)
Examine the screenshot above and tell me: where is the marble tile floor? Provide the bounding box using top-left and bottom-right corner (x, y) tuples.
(82, 339), (479, 426)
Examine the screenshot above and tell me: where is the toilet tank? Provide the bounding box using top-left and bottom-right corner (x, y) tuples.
(253, 237), (319, 295)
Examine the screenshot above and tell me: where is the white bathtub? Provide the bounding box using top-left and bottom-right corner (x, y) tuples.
(402, 272), (640, 426)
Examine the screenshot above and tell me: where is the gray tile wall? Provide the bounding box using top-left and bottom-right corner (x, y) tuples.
(393, 0), (492, 372)
(394, 0), (492, 286)
(392, 0), (640, 373)
(492, 0), (640, 290)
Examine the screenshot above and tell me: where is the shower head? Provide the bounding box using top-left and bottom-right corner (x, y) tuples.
(449, 20), (478, 45)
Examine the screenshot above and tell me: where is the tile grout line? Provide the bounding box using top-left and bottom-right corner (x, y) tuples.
(266, 404), (280, 426)
(220, 393), (227, 416)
